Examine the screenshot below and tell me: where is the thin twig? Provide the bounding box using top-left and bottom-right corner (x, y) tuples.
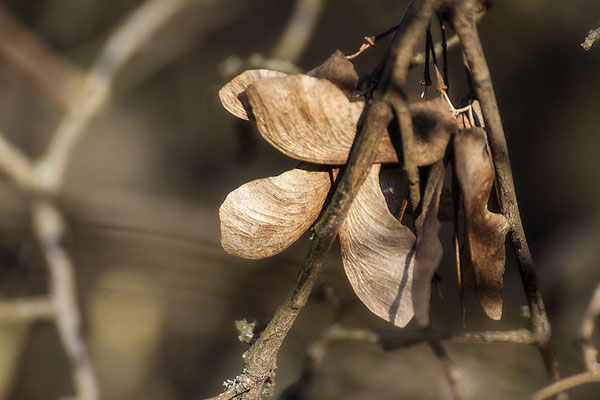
(0, 130), (34, 190)
(35, 0), (195, 194)
(581, 25), (600, 50)
(579, 283), (600, 371)
(377, 328), (536, 348)
(525, 371), (600, 400)
(526, 283), (600, 399)
(0, 3), (197, 400)
(271, 0), (326, 63)
(31, 199), (99, 400)
(452, 4), (564, 397)
(0, 297), (54, 323)
(428, 341), (464, 400)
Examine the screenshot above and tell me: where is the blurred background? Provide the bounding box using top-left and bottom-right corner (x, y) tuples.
(0, 0), (599, 399)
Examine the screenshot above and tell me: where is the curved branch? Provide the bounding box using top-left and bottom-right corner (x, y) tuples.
(525, 371), (600, 400)
(35, 0), (195, 194)
(579, 283), (600, 371)
(452, 4), (564, 394)
(0, 130), (34, 190)
(31, 199), (99, 400)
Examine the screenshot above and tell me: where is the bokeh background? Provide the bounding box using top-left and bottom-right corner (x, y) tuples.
(0, 0), (599, 399)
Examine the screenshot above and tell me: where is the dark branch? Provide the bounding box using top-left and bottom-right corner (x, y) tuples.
(452, 2), (564, 397)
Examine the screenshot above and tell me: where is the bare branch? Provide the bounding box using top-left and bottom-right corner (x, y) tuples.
(0, 130), (34, 190)
(31, 199), (99, 400)
(35, 0), (195, 194)
(526, 283), (600, 399)
(452, 4), (564, 395)
(377, 327), (536, 348)
(271, 0), (326, 63)
(579, 283), (600, 372)
(0, 5), (84, 107)
(525, 371), (600, 400)
(0, 297), (54, 323)
(428, 341), (464, 400)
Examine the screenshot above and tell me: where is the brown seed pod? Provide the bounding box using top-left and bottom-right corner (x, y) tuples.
(245, 74), (457, 165)
(219, 164), (331, 259)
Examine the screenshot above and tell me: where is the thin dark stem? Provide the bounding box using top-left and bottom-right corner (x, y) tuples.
(438, 13), (449, 88)
(452, 2), (564, 397)
(378, 328), (536, 348)
(421, 24), (432, 86)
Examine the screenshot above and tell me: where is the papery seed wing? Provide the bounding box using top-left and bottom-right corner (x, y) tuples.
(454, 128), (510, 320)
(219, 69), (287, 120)
(246, 74), (457, 166)
(246, 74), (365, 164)
(340, 164), (416, 327)
(219, 164), (331, 259)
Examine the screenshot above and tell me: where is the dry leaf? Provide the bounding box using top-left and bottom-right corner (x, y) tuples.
(454, 128), (509, 320)
(340, 164), (415, 327)
(219, 164), (331, 259)
(306, 50), (359, 95)
(247, 74), (366, 164)
(219, 69), (287, 121)
(413, 161), (446, 326)
(246, 74), (457, 165)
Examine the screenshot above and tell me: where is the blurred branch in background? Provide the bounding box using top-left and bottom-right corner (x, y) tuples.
(0, 297), (54, 323)
(36, 0), (196, 193)
(0, 5), (84, 108)
(0, 0), (203, 398)
(271, 0), (326, 63)
(220, 0), (326, 79)
(526, 283), (600, 400)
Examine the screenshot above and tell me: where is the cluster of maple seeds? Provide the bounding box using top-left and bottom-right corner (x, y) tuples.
(218, 50), (509, 327)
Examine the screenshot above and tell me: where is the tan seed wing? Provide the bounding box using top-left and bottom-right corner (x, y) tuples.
(247, 74), (456, 165)
(454, 128), (510, 320)
(219, 165), (331, 259)
(340, 164), (416, 327)
(247, 74), (364, 164)
(219, 69), (287, 120)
